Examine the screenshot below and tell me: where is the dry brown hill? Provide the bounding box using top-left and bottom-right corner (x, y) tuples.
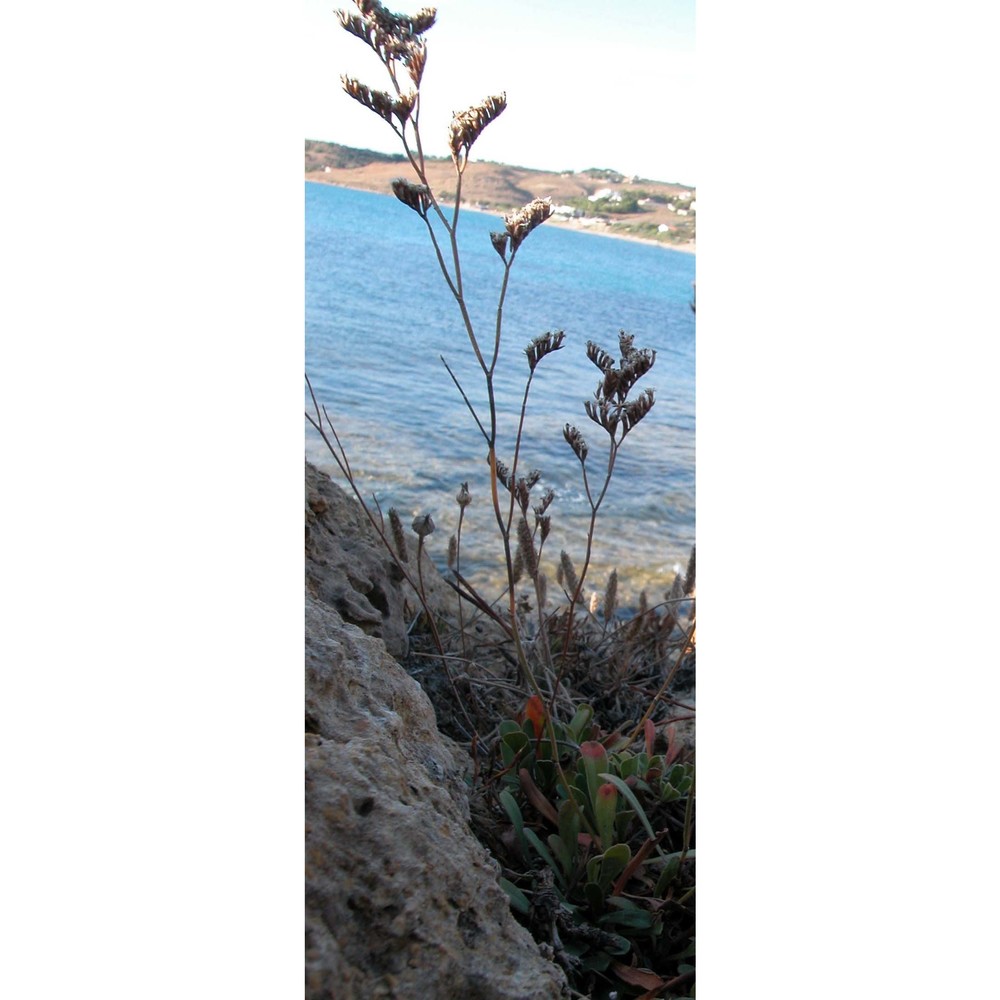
(305, 140), (695, 248)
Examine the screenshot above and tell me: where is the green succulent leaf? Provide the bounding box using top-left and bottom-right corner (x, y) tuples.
(597, 906), (654, 930)
(499, 877), (530, 915)
(598, 843), (631, 889)
(595, 782), (619, 849)
(568, 704), (594, 743)
(599, 772), (657, 842)
(499, 788), (528, 857)
(558, 798), (582, 862)
(578, 741), (609, 810)
(547, 832), (573, 879)
(501, 729), (529, 753)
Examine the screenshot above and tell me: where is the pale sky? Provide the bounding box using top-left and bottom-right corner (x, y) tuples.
(302, 0), (697, 186)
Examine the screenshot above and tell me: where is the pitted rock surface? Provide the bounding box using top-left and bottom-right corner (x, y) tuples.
(305, 461), (461, 659)
(305, 591), (566, 999)
(305, 460), (411, 658)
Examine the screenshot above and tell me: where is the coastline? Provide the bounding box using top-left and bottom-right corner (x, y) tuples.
(306, 177), (695, 254)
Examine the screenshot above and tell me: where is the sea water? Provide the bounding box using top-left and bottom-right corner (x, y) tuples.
(305, 181), (695, 605)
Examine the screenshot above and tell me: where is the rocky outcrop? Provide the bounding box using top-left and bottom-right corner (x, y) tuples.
(305, 461), (411, 658)
(305, 461), (462, 660)
(305, 576), (566, 997)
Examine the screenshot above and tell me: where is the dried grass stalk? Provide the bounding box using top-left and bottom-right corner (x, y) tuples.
(683, 544), (696, 595)
(517, 517), (538, 579)
(388, 507), (409, 563)
(603, 569), (618, 622)
(559, 550), (578, 595)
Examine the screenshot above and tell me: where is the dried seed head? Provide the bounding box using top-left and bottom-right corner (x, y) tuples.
(513, 472), (540, 514)
(341, 76), (400, 124)
(516, 517), (538, 579)
(391, 177), (432, 217)
(447, 533), (457, 568)
(448, 93), (506, 164)
(667, 571), (685, 602)
(340, 2), (436, 75)
(559, 551), (578, 595)
(411, 513), (435, 537)
(683, 544), (696, 596)
(536, 514), (551, 544)
(618, 330), (635, 361)
(392, 90), (417, 125)
(638, 589), (649, 616)
(586, 341), (615, 373)
(455, 481), (471, 508)
(585, 397), (619, 437)
(490, 231), (509, 260)
(404, 40), (427, 86)
(338, 11), (379, 47)
(537, 572), (547, 610)
(603, 568), (618, 622)
(388, 508), (409, 562)
(586, 332), (656, 409)
(617, 348), (656, 399)
(563, 424), (588, 463)
(524, 330), (565, 372)
(493, 456), (512, 492)
(511, 546), (524, 584)
(503, 198), (553, 252)
(353, 1), (437, 42)
(621, 388), (656, 436)
(533, 488), (555, 518)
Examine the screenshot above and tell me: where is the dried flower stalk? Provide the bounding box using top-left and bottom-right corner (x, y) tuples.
(388, 507), (409, 562)
(448, 93), (507, 165)
(503, 197), (553, 253)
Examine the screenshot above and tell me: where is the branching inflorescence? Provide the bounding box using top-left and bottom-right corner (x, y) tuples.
(308, 5), (695, 989)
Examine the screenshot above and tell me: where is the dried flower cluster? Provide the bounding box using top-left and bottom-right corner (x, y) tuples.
(448, 94), (507, 165)
(603, 568), (618, 622)
(388, 507), (409, 562)
(587, 331), (656, 403)
(562, 424), (589, 464)
(516, 517), (538, 578)
(391, 177), (433, 217)
(557, 550), (579, 595)
(341, 76), (416, 126)
(411, 513), (435, 537)
(565, 330), (657, 451)
(338, 1), (435, 85)
(524, 330), (565, 372)
(498, 198), (553, 255)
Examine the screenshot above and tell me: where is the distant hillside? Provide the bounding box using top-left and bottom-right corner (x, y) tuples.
(304, 140), (406, 171)
(305, 140), (695, 248)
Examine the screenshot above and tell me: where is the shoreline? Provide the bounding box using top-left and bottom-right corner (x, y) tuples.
(306, 177), (695, 254)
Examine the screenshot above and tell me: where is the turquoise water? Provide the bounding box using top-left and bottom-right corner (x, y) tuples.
(305, 181), (695, 603)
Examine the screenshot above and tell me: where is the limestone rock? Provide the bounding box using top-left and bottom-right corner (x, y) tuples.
(305, 461), (462, 660)
(304, 592), (566, 1000)
(305, 461), (411, 658)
